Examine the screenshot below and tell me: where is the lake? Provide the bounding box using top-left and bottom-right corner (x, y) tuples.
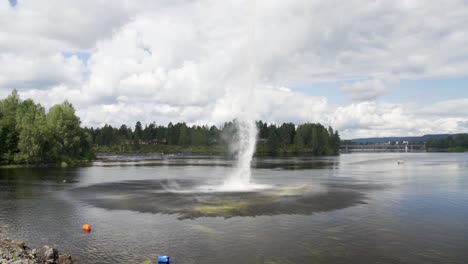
(1, 153), (468, 264)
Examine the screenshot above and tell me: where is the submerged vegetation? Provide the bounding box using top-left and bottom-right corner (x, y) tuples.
(0, 90), (340, 165)
(69, 179), (369, 219)
(0, 90), (93, 165)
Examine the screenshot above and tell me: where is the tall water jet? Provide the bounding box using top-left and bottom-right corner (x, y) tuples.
(223, 119), (258, 189)
(222, 0), (259, 191)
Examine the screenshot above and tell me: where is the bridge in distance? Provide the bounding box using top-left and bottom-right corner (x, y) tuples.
(340, 143), (426, 153)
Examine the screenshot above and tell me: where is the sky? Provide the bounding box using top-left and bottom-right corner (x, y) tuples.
(1, 0), (468, 139)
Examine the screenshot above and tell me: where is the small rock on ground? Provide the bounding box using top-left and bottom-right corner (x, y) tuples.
(0, 239), (73, 264)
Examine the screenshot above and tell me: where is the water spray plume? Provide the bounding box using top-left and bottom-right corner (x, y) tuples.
(222, 0), (259, 191)
(223, 120), (258, 189)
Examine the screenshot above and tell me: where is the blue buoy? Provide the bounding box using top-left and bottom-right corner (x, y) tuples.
(158, 255), (170, 263)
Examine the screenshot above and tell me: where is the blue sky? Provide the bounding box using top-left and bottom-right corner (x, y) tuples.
(295, 77), (468, 105)
(63, 51), (91, 65)
(392, 78), (468, 103)
(8, 0), (17, 7)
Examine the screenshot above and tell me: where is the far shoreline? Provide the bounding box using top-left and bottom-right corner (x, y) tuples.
(2, 150), (466, 169)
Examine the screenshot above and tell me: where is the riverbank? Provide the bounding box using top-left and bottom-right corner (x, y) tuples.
(0, 160), (93, 169)
(0, 238), (72, 264)
(427, 147), (468, 153)
(92, 144), (339, 156)
(93, 144), (227, 155)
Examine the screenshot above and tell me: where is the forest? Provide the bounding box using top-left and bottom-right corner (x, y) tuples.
(426, 134), (468, 152)
(86, 120), (341, 156)
(0, 90), (93, 165)
(0, 90), (341, 165)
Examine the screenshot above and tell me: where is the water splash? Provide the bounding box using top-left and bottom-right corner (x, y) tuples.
(221, 0), (261, 191)
(222, 120), (260, 190)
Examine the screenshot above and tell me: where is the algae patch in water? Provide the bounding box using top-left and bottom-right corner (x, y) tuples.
(190, 224), (220, 235)
(69, 179), (376, 219)
(194, 202), (248, 215)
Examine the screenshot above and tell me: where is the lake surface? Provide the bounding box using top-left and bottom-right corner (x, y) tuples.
(1, 153), (468, 264)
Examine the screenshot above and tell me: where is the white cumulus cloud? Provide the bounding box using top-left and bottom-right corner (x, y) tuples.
(1, 0), (468, 138)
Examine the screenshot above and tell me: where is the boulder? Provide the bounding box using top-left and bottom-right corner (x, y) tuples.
(12, 240), (25, 249)
(1, 239), (73, 264)
(0, 238), (37, 263)
(58, 254), (73, 264)
(37, 245), (58, 264)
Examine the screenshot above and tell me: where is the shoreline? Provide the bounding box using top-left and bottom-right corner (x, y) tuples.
(0, 238), (73, 264)
(0, 160), (93, 169)
(1, 151), (464, 169)
(0, 151), (341, 169)
(3, 151), (466, 169)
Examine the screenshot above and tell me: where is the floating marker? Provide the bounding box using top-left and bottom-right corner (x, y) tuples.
(158, 255), (170, 263)
(82, 224), (92, 232)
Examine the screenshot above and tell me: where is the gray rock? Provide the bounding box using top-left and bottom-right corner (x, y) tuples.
(37, 246), (58, 264)
(1, 239), (72, 264)
(1, 238), (37, 264)
(57, 255), (73, 264)
(12, 240), (25, 249)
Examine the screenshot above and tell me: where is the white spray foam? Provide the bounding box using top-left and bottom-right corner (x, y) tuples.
(221, 119), (265, 191)
(220, 0), (266, 191)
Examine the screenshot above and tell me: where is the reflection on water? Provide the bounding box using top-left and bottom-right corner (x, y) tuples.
(1, 153), (468, 264)
(94, 154), (337, 170)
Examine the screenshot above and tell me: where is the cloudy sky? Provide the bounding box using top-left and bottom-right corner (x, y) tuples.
(1, 0), (468, 139)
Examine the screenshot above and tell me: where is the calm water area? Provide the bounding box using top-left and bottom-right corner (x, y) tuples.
(1, 153), (467, 263)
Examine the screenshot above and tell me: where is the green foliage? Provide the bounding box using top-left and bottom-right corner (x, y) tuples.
(0, 90), (21, 162)
(88, 120), (341, 156)
(292, 123), (340, 155)
(134, 121), (143, 141)
(426, 134), (468, 152)
(0, 91), (93, 165)
(15, 99), (48, 163)
(266, 124), (279, 153)
(191, 125), (209, 145)
(178, 123), (191, 146)
(46, 101), (92, 161)
(0, 90), (342, 164)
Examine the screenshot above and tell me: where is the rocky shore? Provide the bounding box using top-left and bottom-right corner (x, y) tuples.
(0, 238), (72, 264)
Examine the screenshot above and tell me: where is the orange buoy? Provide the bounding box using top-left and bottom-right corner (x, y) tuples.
(82, 224), (92, 232)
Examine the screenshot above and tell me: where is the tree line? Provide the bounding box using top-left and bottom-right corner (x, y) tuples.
(0, 90), (341, 165)
(0, 90), (93, 165)
(426, 134), (468, 152)
(86, 120), (341, 155)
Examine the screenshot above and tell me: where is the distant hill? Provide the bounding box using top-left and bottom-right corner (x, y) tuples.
(350, 134), (457, 144)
